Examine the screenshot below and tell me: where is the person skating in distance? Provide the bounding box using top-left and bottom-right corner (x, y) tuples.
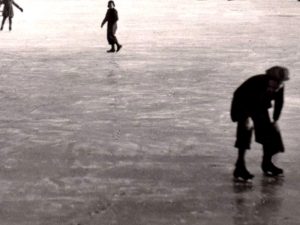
(0, 0), (23, 31)
(101, 1), (122, 53)
(231, 66), (290, 181)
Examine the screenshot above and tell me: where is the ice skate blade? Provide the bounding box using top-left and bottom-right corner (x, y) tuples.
(233, 176), (253, 183)
(263, 172), (284, 177)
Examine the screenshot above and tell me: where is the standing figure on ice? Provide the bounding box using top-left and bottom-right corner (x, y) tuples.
(101, 0), (122, 53)
(0, 0), (23, 31)
(231, 66), (290, 181)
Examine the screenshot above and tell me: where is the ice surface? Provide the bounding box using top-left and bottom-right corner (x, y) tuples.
(0, 0), (300, 224)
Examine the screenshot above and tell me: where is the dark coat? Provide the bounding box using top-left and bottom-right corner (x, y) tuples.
(231, 74), (284, 122)
(0, 0), (21, 18)
(102, 8), (119, 45)
(103, 8), (118, 27)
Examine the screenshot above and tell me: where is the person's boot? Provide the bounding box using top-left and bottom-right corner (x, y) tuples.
(107, 48), (115, 53)
(233, 163), (254, 181)
(261, 159), (283, 176)
(116, 44), (122, 52)
(107, 45), (115, 53)
(261, 150), (283, 176)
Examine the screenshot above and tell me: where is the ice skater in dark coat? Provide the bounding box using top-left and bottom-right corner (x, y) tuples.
(231, 66), (290, 181)
(0, 0), (23, 31)
(101, 0), (122, 53)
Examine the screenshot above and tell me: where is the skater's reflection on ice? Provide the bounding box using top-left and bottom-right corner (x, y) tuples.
(107, 56), (121, 78)
(232, 177), (283, 225)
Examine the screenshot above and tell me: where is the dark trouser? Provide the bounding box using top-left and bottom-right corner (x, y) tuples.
(107, 23), (119, 45)
(235, 111), (284, 156)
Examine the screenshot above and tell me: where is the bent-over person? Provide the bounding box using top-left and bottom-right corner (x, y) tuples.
(231, 66), (290, 181)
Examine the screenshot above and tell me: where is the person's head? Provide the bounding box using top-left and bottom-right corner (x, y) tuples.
(108, 1), (115, 8)
(266, 66), (289, 93)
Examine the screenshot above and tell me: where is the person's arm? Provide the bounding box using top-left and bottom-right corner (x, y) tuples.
(12, 1), (23, 12)
(101, 11), (109, 28)
(273, 87), (284, 122)
(230, 90), (245, 122)
(230, 93), (239, 122)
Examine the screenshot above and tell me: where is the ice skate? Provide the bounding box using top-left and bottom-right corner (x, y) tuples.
(262, 161), (284, 177)
(233, 166), (254, 182)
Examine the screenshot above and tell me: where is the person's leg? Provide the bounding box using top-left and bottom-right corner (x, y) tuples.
(234, 147), (254, 178)
(233, 118), (254, 180)
(116, 41), (122, 52)
(262, 145), (283, 176)
(112, 24), (122, 52)
(107, 44), (115, 53)
(253, 112), (284, 176)
(107, 26), (116, 52)
(1, 16), (7, 30)
(235, 148), (247, 168)
(114, 35), (122, 52)
(9, 17), (12, 31)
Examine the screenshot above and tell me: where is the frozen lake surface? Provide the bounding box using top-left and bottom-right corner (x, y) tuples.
(0, 0), (300, 224)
